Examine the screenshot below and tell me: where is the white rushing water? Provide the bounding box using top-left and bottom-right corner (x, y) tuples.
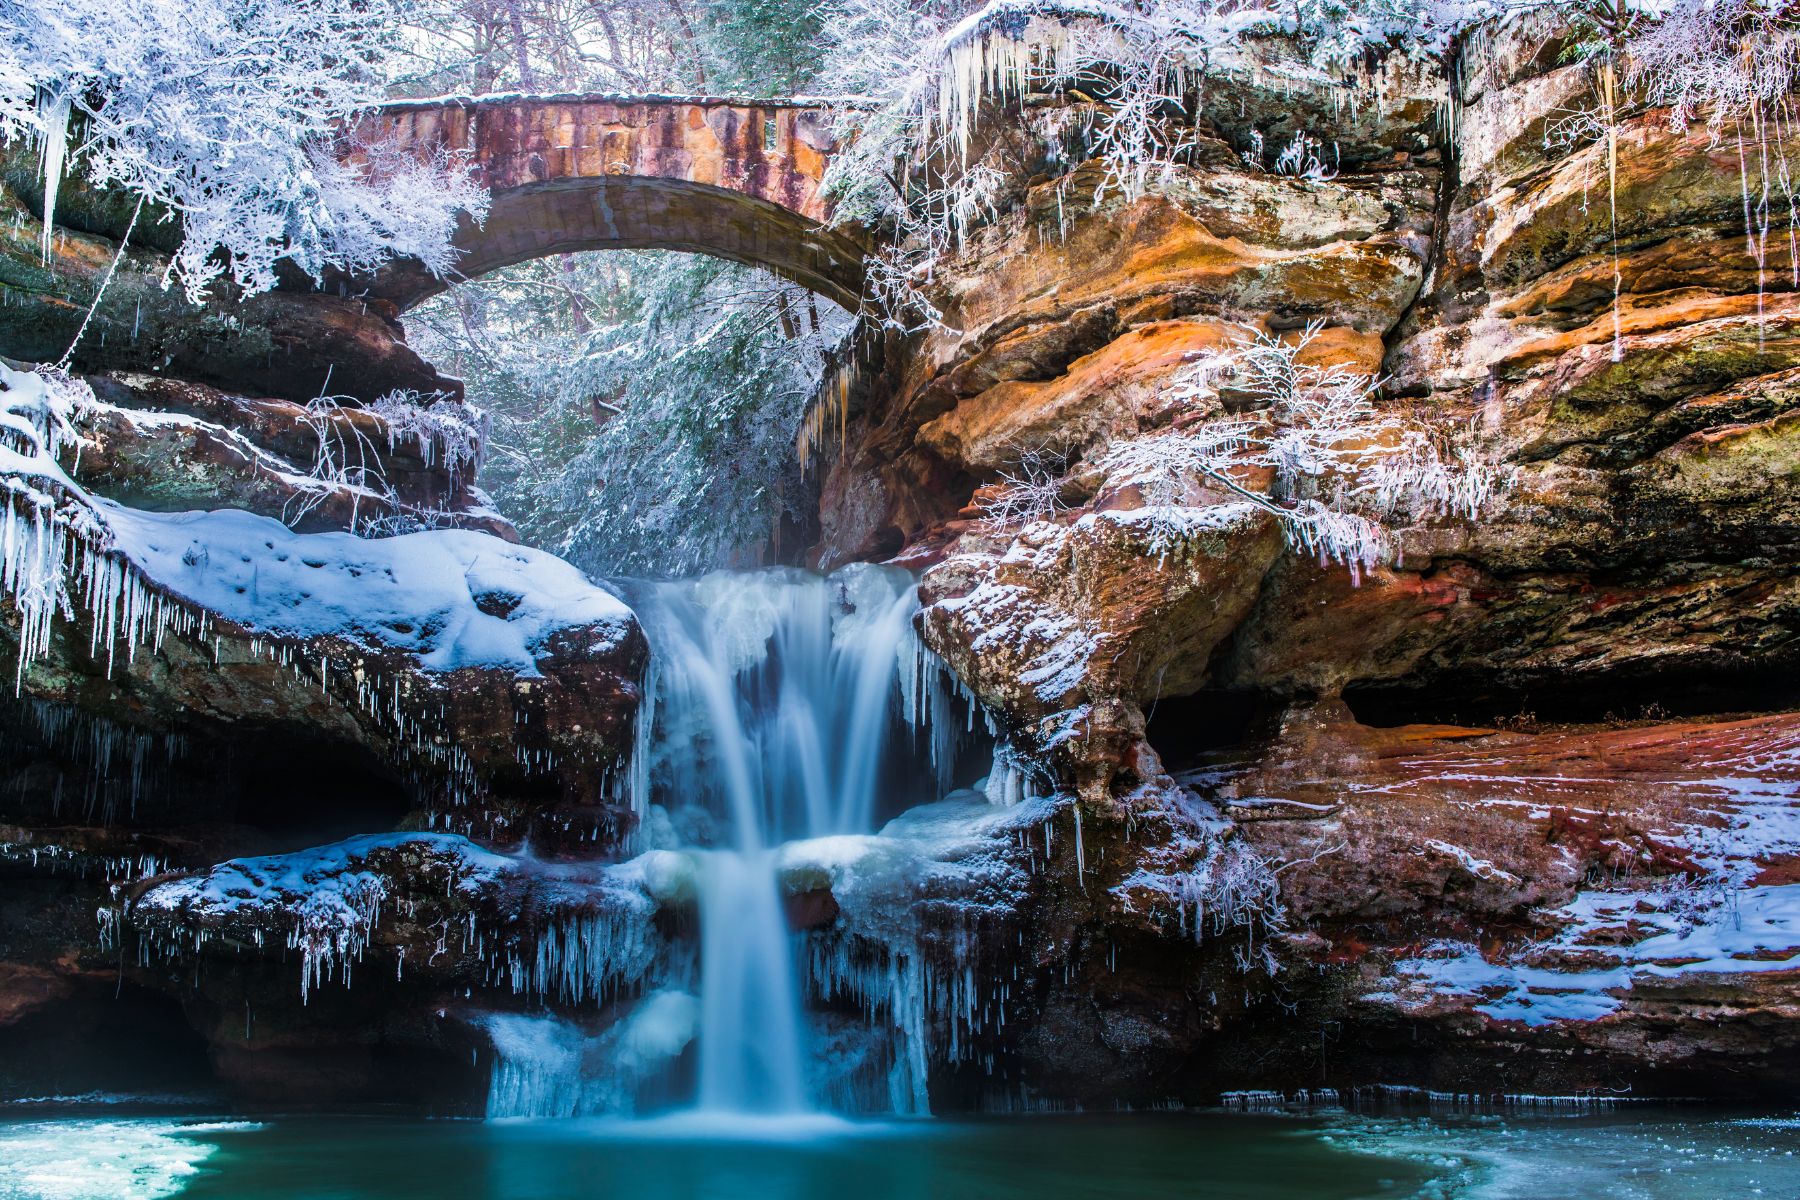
(632, 565), (922, 1115)
(481, 564), (985, 1120)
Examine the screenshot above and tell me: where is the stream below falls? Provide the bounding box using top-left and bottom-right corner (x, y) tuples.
(3, 1105), (1799, 1199)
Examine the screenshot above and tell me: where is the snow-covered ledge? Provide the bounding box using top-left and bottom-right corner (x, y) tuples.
(0, 361), (635, 683)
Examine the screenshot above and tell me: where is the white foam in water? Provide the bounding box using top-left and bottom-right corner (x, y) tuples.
(1320, 1111), (1800, 1200)
(0, 1118), (257, 1199)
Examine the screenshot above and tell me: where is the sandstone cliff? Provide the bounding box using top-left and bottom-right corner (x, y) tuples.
(797, 13), (1800, 1103)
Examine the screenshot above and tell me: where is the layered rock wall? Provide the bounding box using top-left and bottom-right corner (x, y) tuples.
(797, 15), (1800, 1104)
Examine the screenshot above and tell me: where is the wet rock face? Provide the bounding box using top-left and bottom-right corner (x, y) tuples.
(0, 348), (647, 1107)
(828, 140), (1444, 808)
(101, 832), (671, 1108)
(0, 584), (646, 1101)
(817, 23), (1800, 770)
(3, 566), (648, 852)
(917, 504), (1286, 805)
(74, 373), (511, 538)
(1218, 708), (1800, 1101)
(965, 706), (1800, 1107)
(2, 360), (643, 847)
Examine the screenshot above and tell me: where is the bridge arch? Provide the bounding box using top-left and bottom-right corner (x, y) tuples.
(350, 94), (868, 311)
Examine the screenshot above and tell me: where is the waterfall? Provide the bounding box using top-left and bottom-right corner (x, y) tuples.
(632, 565), (922, 1114)
(482, 564), (974, 1120)
(694, 849), (806, 1111)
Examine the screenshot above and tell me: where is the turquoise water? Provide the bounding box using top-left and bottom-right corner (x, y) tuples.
(2, 1108), (1798, 1199)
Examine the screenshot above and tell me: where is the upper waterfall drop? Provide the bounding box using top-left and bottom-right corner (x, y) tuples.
(633, 565), (927, 849)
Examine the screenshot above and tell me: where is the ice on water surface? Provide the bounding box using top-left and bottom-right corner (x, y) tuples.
(0, 1119), (257, 1200)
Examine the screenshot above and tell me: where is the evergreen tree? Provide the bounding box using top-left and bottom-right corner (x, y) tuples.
(409, 251), (849, 577)
(700, 0), (827, 93)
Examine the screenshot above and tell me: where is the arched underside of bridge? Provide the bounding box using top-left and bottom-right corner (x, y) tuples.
(366, 175), (868, 313)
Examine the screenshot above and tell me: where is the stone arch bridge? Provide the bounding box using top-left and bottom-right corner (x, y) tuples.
(351, 94), (868, 312)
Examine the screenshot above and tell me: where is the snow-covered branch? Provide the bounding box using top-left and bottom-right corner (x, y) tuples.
(0, 0), (490, 302)
(979, 446), (1071, 529)
(980, 322), (1509, 579)
(1627, 0), (1800, 134)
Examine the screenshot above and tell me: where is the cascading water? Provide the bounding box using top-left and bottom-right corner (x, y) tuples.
(481, 563), (993, 1120)
(632, 565), (924, 1115)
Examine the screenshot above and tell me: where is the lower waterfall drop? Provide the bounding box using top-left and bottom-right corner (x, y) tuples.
(694, 849), (807, 1112)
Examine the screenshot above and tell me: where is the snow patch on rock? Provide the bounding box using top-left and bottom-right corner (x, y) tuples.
(101, 505), (633, 674)
(1377, 741), (1800, 1025)
(0, 362), (635, 680)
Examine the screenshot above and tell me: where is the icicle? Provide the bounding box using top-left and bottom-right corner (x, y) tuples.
(37, 90), (72, 263)
(1072, 802), (1085, 889)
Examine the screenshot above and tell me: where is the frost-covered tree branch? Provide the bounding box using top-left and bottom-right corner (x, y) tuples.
(979, 446), (1071, 529)
(285, 391), (487, 533)
(1108, 324), (1505, 579)
(979, 323), (1508, 580)
(1628, 0), (1800, 134)
(0, 0), (490, 302)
